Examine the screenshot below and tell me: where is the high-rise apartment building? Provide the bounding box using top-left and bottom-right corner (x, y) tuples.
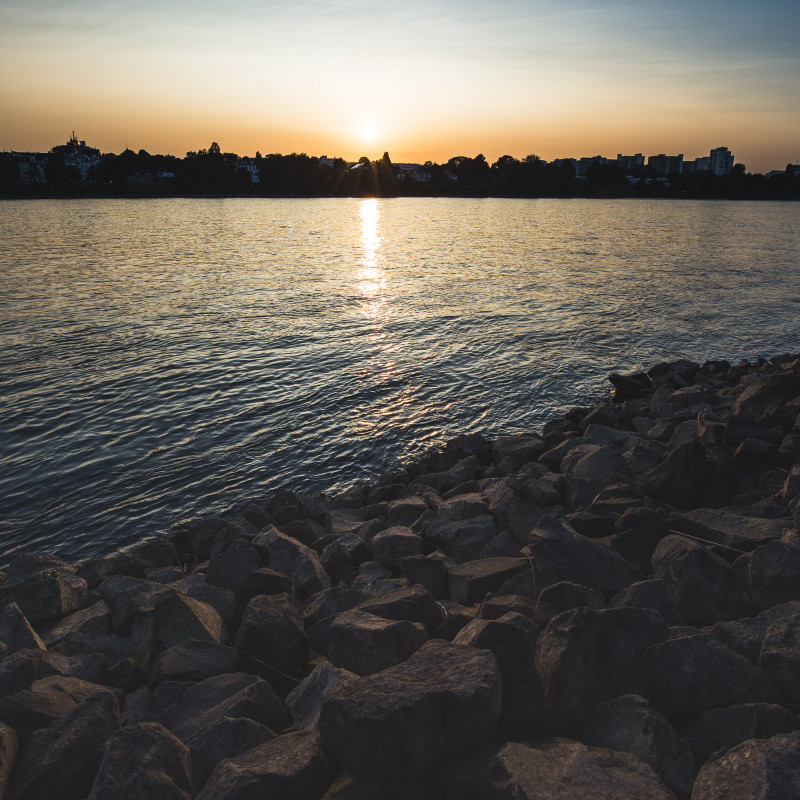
(709, 147), (734, 176)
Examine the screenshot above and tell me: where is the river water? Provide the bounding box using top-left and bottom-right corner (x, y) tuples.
(1, 197), (799, 565)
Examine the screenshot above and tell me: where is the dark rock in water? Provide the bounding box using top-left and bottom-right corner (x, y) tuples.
(0, 722), (17, 800)
(645, 633), (780, 721)
(422, 516), (497, 563)
(205, 541), (260, 592)
(521, 517), (641, 597)
(234, 593), (308, 680)
(535, 606), (668, 736)
(150, 641), (240, 687)
(747, 537), (800, 610)
(609, 580), (685, 627)
(0, 602), (45, 654)
(87, 721), (193, 800)
(286, 661), (357, 731)
(759, 611), (800, 702)
(251, 527), (331, 598)
(196, 730), (333, 800)
(535, 581), (605, 625)
(448, 557), (528, 605)
(303, 587), (364, 656)
(691, 731), (800, 800)
(371, 527), (425, 570)
(641, 440), (713, 509)
(154, 672), (286, 742)
(319, 640), (501, 787)
(684, 703), (800, 763)
(130, 592), (227, 673)
(580, 693), (694, 798)
(610, 372), (652, 400)
(652, 535), (753, 627)
(0, 568), (88, 624)
(327, 609), (427, 676)
(184, 716), (275, 790)
(432, 738), (673, 800)
(0, 676), (118, 744)
(357, 584), (445, 636)
(98, 575), (173, 634)
(453, 613), (545, 740)
(710, 601), (800, 663)
(6, 690), (121, 800)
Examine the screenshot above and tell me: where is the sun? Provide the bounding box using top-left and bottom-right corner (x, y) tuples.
(358, 121), (380, 144)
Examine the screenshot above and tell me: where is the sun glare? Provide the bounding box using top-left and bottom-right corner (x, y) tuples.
(359, 121), (379, 144)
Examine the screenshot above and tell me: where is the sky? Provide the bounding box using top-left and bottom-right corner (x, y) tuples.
(1, 0), (798, 172)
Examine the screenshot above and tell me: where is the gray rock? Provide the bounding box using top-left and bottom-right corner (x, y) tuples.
(0, 722), (18, 800)
(303, 587), (364, 656)
(432, 602), (477, 641)
(327, 609), (427, 676)
(581, 693), (694, 797)
(7, 690), (121, 800)
(691, 731), (800, 800)
(433, 738), (674, 800)
(174, 576), (239, 629)
(711, 601), (800, 662)
(399, 553), (451, 599)
(732, 373), (800, 418)
(286, 661), (357, 730)
(251, 527), (331, 598)
(196, 730), (333, 800)
(535, 607), (668, 735)
(652, 535), (753, 626)
(422, 515), (497, 563)
(641, 440), (712, 509)
(437, 493), (490, 521)
(645, 633), (780, 721)
(0, 648), (106, 699)
(477, 594), (536, 621)
(479, 530), (522, 559)
(448, 557), (528, 605)
(36, 600), (112, 647)
(669, 509), (792, 551)
(453, 613), (545, 740)
(0, 603), (45, 654)
(205, 541), (260, 592)
(684, 703), (800, 763)
(234, 593), (308, 679)
(609, 580), (685, 626)
(59, 631), (130, 664)
(321, 534), (367, 584)
(98, 575), (173, 634)
(78, 537), (179, 587)
(319, 640), (501, 787)
(535, 581), (605, 625)
(0, 569), (88, 624)
(130, 592), (227, 673)
(760, 612), (800, 702)
(0, 676), (118, 744)
(371, 527), (425, 570)
(88, 721), (193, 800)
(747, 537), (800, 610)
(386, 496), (430, 528)
(357, 584), (445, 635)
(184, 716), (275, 790)
(150, 641), (240, 686)
(238, 567), (294, 601)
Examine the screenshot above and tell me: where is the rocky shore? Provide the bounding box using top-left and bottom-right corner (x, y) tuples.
(1, 352), (800, 799)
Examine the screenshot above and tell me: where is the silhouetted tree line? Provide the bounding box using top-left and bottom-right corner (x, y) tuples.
(1, 144), (798, 200)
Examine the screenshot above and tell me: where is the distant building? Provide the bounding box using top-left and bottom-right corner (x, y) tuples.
(58, 132), (101, 182)
(319, 156), (336, 169)
(394, 163), (431, 182)
(576, 155), (610, 176)
(7, 151), (47, 183)
(709, 146), (734, 176)
(616, 153), (644, 170)
(648, 153), (683, 175)
(684, 156), (711, 173)
(237, 157), (260, 183)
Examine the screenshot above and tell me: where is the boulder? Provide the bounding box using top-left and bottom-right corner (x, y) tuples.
(433, 738), (674, 800)
(286, 661), (357, 730)
(0, 648), (106, 699)
(327, 609), (427, 676)
(98, 576), (173, 634)
(6, 690), (121, 800)
(251, 528), (331, 598)
(78, 537), (179, 586)
(0, 569), (88, 623)
(184, 716), (275, 790)
(731, 373), (800, 418)
(422, 516), (497, 562)
(0, 603), (45, 654)
(371, 527), (425, 570)
(357, 584), (445, 635)
(87, 721), (193, 800)
(609, 580), (685, 626)
(130, 592), (227, 673)
(669, 509), (792, 552)
(319, 640), (501, 787)
(453, 613), (545, 740)
(205, 542), (260, 592)
(399, 553), (451, 599)
(641, 440), (712, 509)
(174, 576), (239, 629)
(437, 493), (490, 521)
(691, 731), (800, 800)
(432, 602), (477, 641)
(711, 601), (800, 662)
(581, 693), (694, 797)
(36, 600), (112, 647)
(535, 581), (604, 625)
(0, 722), (18, 800)
(652, 535), (753, 626)
(321, 534), (367, 584)
(747, 537), (800, 610)
(759, 612), (800, 702)
(196, 730), (333, 800)
(684, 703), (800, 763)
(150, 641), (240, 686)
(535, 606), (668, 735)
(386, 496), (430, 528)
(448, 557), (528, 605)
(0, 676), (118, 744)
(238, 567), (294, 601)
(645, 633), (781, 721)
(477, 594), (536, 621)
(302, 587), (364, 655)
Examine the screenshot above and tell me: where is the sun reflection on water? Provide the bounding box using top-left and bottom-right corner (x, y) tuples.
(357, 199), (388, 321)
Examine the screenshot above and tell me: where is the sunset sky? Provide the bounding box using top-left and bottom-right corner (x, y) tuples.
(1, 0), (798, 173)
